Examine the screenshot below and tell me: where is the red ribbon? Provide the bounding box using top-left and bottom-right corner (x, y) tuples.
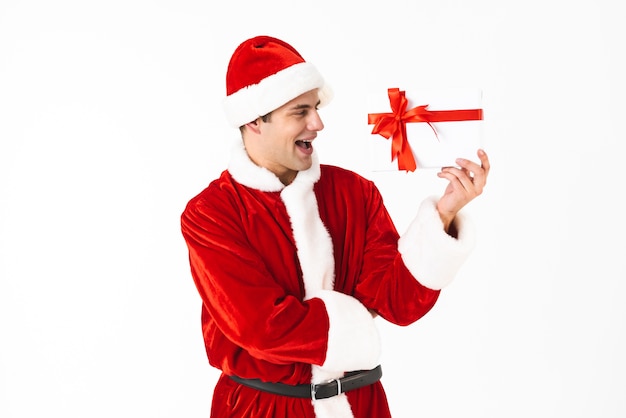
(367, 88), (483, 171)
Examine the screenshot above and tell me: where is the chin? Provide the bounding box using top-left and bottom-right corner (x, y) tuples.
(297, 160), (313, 171)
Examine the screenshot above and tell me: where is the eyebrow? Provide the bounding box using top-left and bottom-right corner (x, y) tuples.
(289, 100), (321, 111)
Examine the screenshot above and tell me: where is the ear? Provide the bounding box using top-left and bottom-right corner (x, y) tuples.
(244, 118), (262, 135)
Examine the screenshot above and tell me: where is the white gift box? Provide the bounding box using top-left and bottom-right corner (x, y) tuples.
(366, 87), (484, 170)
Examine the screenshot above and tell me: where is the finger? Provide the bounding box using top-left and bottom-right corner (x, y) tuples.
(477, 149), (491, 176)
(455, 151), (489, 189)
(455, 149), (489, 173)
(455, 156), (481, 174)
(450, 160), (479, 187)
(450, 162), (485, 193)
(440, 167), (474, 193)
(471, 151), (490, 190)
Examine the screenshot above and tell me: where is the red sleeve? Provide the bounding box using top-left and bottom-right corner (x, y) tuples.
(181, 189), (329, 368)
(353, 180), (442, 326)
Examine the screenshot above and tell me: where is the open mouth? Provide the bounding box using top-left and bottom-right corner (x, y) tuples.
(295, 140), (312, 150)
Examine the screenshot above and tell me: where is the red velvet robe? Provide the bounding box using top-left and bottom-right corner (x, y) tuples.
(181, 143), (475, 417)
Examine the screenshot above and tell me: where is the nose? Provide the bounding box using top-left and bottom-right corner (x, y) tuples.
(307, 109), (324, 132)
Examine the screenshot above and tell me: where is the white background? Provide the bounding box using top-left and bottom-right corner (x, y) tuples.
(1, 0), (625, 417)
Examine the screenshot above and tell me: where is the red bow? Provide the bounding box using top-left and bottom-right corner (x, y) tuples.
(368, 88), (483, 171)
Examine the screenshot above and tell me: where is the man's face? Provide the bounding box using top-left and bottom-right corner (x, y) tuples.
(246, 89), (324, 185)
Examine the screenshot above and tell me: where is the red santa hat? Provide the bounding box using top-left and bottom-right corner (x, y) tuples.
(222, 35), (333, 127)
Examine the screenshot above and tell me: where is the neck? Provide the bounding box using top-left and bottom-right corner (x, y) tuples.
(228, 140), (321, 192)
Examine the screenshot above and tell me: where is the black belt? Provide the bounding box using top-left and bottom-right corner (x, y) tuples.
(228, 365), (382, 400)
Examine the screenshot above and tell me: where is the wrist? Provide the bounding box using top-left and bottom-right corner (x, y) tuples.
(437, 208), (457, 237)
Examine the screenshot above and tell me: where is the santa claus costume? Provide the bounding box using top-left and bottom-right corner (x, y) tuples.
(181, 35), (476, 418)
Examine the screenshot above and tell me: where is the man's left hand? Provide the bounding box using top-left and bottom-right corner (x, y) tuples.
(436, 149), (490, 234)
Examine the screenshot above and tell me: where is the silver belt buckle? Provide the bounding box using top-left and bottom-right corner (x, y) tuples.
(311, 377), (342, 402)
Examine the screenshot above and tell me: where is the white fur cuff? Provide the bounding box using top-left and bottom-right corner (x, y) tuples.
(398, 195), (476, 290)
(312, 290), (381, 373)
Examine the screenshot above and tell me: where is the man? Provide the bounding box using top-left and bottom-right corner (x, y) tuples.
(181, 35), (490, 418)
